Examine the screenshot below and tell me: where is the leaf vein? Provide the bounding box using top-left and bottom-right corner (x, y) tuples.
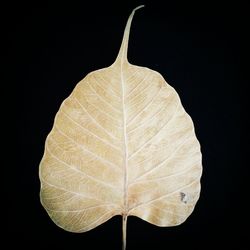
(128, 102), (180, 160)
(127, 85), (163, 126)
(46, 142), (117, 189)
(54, 125), (121, 171)
(74, 97), (120, 141)
(128, 179), (198, 212)
(60, 109), (121, 152)
(87, 81), (121, 113)
(93, 74), (120, 98)
(131, 135), (194, 182)
(126, 71), (151, 98)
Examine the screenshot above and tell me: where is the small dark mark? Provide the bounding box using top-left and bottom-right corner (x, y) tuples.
(180, 192), (187, 204)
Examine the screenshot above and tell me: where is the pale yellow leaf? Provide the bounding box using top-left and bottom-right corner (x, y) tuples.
(39, 5), (202, 249)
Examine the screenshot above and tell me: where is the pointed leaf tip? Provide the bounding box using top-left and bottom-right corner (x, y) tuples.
(133, 5), (145, 11)
(114, 5), (145, 65)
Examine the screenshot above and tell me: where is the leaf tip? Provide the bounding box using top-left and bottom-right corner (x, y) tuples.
(114, 4), (145, 65)
(134, 5), (145, 11)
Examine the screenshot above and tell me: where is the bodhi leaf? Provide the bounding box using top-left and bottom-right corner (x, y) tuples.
(39, 5), (202, 249)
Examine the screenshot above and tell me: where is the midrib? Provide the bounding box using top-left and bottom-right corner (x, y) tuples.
(120, 62), (128, 214)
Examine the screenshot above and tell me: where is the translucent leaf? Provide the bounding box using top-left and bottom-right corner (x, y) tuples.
(39, 5), (202, 250)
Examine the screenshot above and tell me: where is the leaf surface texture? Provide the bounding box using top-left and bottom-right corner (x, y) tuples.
(39, 5), (202, 248)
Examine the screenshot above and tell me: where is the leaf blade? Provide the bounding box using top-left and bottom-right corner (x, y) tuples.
(39, 5), (202, 249)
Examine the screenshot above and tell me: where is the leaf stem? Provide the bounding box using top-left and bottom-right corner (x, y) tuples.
(122, 214), (128, 250)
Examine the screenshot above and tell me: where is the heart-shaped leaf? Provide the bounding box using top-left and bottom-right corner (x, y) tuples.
(39, 5), (202, 250)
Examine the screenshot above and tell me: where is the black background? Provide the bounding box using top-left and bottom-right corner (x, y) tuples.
(10, 0), (247, 249)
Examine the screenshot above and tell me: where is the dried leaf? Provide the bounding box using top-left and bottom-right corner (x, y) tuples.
(39, 5), (202, 249)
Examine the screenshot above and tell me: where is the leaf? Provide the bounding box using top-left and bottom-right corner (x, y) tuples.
(39, 5), (202, 250)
